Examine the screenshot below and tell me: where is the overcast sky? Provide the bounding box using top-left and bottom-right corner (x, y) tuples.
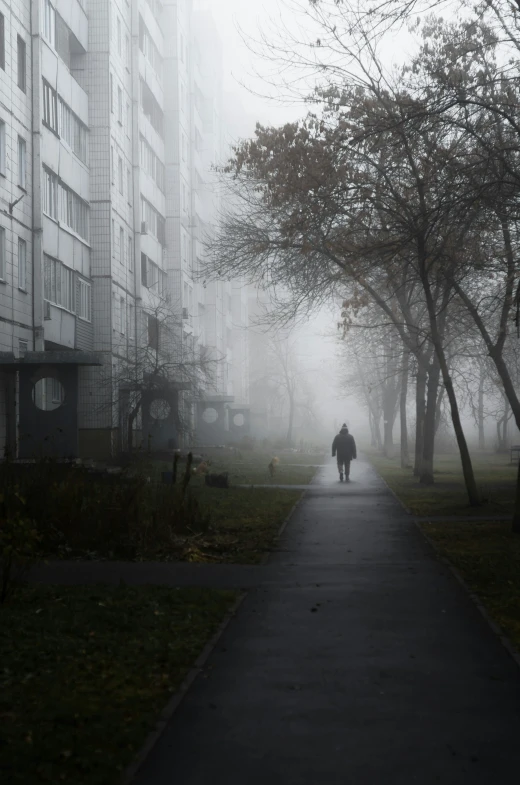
(209, 0), (369, 433)
(212, 0), (307, 132)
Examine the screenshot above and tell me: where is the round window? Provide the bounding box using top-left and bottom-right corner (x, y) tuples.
(233, 413), (245, 427)
(150, 399), (171, 420)
(32, 377), (65, 411)
(202, 407), (218, 424)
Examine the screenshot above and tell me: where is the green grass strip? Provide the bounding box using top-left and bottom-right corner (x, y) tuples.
(420, 521), (520, 653)
(0, 585), (237, 784)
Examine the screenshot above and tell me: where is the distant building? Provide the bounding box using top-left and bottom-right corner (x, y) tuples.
(0, 0), (250, 460)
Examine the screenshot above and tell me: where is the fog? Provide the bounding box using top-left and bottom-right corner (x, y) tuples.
(207, 0), (368, 441)
(203, 0), (520, 474)
(3, 4), (520, 780)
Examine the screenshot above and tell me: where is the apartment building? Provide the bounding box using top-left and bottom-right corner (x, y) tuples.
(0, 1), (34, 454)
(0, 0), (249, 459)
(0, 0), (100, 459)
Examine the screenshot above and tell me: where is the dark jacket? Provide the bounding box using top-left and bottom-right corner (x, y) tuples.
(332, 429), (357, 461)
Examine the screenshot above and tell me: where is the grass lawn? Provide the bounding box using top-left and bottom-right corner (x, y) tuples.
(41, 486), (302, 564)
(369, 448), (520, 654)
(153, 448), (324, 487)
(419, 521), (520, 652)
(0, 584), (237, 785)
(368, 449), (517, 517)
(158, 487), (303, 564)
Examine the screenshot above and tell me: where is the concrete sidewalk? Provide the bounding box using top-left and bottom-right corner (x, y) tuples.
(131, 457), (520, 785)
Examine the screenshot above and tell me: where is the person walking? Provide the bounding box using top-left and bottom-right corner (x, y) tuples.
(332, 424), (357, 482)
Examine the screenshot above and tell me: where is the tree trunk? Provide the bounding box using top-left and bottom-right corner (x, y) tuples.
(286, 394), (295, 446)
(400, 349), (410, 469)
(478, 376), (485, 449)
(383, 417), (394, 457)
(127, 407), (139, 454)
(501, 397), (509, 448)
(369, 411), (377, 447)
(420, 360), (440, 485)
(443, 373), (481, 505)
(414, 365), (426, 477)
(496, 418), (503, 451)
(434, 385), (445, 435)
(422, 271), (480, 506)
(513, 457), (520, 534)
(450, 281), (520, 522)
(382, 386), (399, 457)
(374, 412), (382, 450)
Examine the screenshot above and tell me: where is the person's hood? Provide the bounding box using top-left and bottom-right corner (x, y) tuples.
(339, 427), (349, 434)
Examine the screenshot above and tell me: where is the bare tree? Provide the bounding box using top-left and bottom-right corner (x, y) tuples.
(98, 298), (216, 454)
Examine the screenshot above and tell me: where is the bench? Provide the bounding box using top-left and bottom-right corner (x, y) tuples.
(511, 445), (520, 463)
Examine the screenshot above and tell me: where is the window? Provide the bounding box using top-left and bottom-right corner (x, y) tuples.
(42, 0), (56, 48)
(141, 252), (166, 296)
(119, 227), (124, 262)
(180, 33), (184, 63)
(128, 235), (133, 271)
(0, 226), (5, 280)
(111, 146), (114, 183)
(140, 196), (165, 245)
(51, 378), (64, 404)
(140, 78), (164, 137)
(0, 120), (5, 175)
(43, 81), (58, 132)
(127, 167), (132, 203)
(112, 219), (115, 251)
(0, 13), (5, 71)
(57, 182), (90, 240)
(78, 279), (91, 321)
(125, 34), (130, 68)
(18, 340), (28, 357)
(18, 137), (26, 189)
(147, 258), (159, 290)
(139, 135), (165, 191)
(44, 255), (75, 311)
(59, 98), (72, 147)
(18, 238), (27, 290)
(120, 297), (125, 333)
(110, 74), (114, 113)
(17, 36), (26, 92)
(113, 292), (121, 333)
(42, 167), (58, 218)
(55, 13), (71, 68)
(118, 86), (123, 124)
(128, 302), (135, 339)
(126, 102), (131, 135)
(139, 16), (163, 78)
(58, 99), (87, 163)
(147, 313), (159, 350)
(117, 16), (122, 56)
(118, 156), (123, 193)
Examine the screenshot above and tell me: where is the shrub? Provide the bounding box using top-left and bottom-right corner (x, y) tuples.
(0, 487), (41, 604)
(0, 455), (212, 562)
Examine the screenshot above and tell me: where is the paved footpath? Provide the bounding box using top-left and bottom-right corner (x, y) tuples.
(129, 457), (520, 785)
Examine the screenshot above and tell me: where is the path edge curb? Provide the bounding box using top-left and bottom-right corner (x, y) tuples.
(123, 455), (322, 782)
(374, 466), (413, 515)
(418, 525), (520, 671)
(122, 590), (247, 785)
(369, 459), (520, 673)
(260, 455), (324, 565)
(261, 491), (307, 565)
